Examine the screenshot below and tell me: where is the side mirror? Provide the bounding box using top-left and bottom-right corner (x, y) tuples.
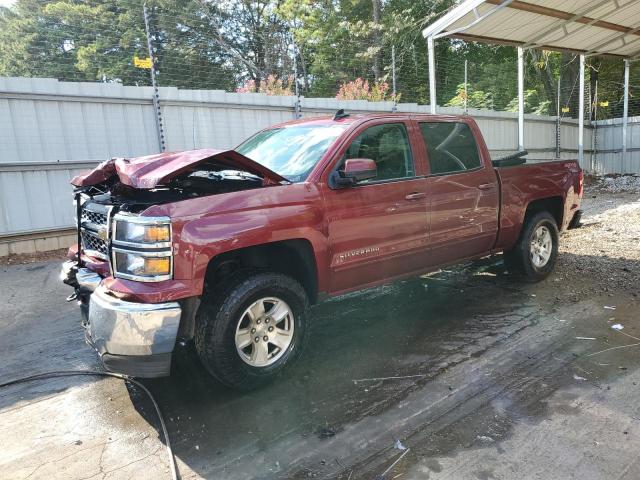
(334, 158), (377, 187)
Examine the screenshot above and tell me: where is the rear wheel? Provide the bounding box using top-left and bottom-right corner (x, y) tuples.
(504, 211), (559, 282)
(194, 271), (310, 390)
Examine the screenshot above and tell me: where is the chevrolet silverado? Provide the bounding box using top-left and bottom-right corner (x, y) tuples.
(61, 112), (583, 390)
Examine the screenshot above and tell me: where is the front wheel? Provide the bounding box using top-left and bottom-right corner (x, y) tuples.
(504, 211), (559, 282)
(194, 271), (310, 390)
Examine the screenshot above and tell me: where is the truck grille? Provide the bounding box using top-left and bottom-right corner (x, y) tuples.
(81, 230), (108, 257)
(82, 209), (107, 227)
(80, 202), (113, 260)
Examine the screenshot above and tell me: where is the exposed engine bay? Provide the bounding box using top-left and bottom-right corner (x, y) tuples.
(78, 164), (264, 213)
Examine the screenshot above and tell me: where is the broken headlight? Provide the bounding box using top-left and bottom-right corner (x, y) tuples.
(111, 214), (172, 282)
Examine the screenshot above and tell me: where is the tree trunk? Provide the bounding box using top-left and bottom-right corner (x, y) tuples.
(531, 50), (557, 116)
(299, 47), (309, 93)
(560, 52), (580, 118)
(372, 0), (381, 80)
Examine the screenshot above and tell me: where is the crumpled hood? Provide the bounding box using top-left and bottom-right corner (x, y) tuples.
(71, 148), (289, 189)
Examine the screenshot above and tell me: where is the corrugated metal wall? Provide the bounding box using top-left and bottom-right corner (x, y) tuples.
(591, 116), (640, 174)
(0, 77), (608, 241)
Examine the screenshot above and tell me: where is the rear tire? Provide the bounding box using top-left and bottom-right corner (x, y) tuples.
(503, 211), (559, 283)
(194, 270), (310, 390)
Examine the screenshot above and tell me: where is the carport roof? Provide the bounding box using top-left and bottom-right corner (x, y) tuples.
(422, 0), (640, 58)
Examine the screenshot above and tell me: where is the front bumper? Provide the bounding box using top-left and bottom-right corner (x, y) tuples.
(61, 261), (181, 377)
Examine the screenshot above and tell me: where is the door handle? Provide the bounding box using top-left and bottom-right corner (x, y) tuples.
(405, 192), (427, 200)
(478, 183), (495, 191)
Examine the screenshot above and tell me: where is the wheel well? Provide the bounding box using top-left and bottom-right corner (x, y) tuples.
(204, 239), (319, 304)
(524, 196), (563, 227)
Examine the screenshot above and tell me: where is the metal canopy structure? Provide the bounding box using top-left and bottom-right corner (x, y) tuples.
(423, 0), (640, 169)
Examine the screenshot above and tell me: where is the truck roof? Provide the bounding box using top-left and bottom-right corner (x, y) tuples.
(269, 112), (466, 129)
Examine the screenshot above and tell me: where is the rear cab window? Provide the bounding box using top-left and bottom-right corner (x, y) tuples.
(419, 122), (482, 175)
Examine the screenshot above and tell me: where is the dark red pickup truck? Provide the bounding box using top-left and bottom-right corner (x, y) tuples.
(62, 112), (583, 389)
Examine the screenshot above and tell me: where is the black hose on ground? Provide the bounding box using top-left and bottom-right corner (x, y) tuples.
(0, 370), (179, 480)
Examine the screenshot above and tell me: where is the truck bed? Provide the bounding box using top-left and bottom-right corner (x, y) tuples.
(494, 158), (582, 251)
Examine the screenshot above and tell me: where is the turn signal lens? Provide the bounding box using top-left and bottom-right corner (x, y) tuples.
(144, 225), (171, 243)
(144, 257), (171, 275)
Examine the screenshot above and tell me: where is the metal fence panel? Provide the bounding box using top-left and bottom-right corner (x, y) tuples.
(0, 77), (624, 239)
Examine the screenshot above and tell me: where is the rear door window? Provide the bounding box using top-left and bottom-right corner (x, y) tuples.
(419, 122), (481, 175)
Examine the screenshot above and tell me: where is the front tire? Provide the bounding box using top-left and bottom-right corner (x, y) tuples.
(504, 211), (559, 282)
(194, 271), (310, 390)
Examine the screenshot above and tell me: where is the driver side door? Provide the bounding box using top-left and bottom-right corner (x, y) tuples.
(322, 120), (430, 294)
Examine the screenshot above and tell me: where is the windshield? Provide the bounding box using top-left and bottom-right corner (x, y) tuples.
(236, 124), (347, 182)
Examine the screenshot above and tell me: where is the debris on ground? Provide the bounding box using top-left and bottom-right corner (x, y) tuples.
(573, 374), (587, 381)
(394, 439), (407, 450)
(604, 306), (617, 310)
(612, 324), (624, 331)
(592, 174), (640, 193)
(318, 426), (339, 438)
(0, 248), (67, 266)
(576, 337), (596, 340)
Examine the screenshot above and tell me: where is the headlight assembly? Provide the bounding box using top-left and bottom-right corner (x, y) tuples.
(111, 214), (173, 282)
(114, 219), (171, 245)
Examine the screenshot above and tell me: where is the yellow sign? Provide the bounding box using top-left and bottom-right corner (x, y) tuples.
(561, 107), (570, 113)
(599, 101), (609, 107)
(134, 56), (152, 69)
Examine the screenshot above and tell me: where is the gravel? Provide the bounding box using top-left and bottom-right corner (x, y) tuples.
(555, 188), (640, 298)
(591, 174), (640, 193)
(0, 248), (67, 266)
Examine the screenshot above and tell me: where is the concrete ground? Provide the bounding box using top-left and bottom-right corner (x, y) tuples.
(1, 189), (639, 480)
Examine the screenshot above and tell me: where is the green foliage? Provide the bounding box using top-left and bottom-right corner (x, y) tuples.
(0, 0), (637, 119)
(506, 90), (551, 115)
(446, 83), (494, 110)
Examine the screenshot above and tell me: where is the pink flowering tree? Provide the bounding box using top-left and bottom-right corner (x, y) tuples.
(236, 75), (295, 96)
(335, 77), (400, 102)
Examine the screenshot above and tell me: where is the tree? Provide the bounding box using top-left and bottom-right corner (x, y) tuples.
(1, 0), (639, 121)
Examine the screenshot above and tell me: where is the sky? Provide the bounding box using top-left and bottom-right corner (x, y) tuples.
(0, 0), (15, 6)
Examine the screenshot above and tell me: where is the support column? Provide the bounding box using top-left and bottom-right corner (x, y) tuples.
(517, 46), (524, 151)
(578, 54), (585, 169)
(622, 58), (630, 174)
(428, 36), (437, 114)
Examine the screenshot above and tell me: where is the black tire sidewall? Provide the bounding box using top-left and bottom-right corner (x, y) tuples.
(195, 272), (309, 389)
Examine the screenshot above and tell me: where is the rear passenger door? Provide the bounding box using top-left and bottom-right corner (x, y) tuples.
(418, 120), (499, 264)
(323, 120), (430, 294)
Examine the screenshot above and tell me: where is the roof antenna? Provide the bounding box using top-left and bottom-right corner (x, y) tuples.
(333, 109), (349, 120)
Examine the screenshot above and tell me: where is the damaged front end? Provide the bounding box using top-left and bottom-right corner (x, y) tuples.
(61, 259), (182, 377)
(61, 148), (287, 377)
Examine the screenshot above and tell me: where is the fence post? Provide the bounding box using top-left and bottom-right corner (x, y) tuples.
(292, 39), (301, 119)
(592, 80), (599, 172)
(464, 59), (468, 115)
(392, 45), (397, 112)
(143, 3), (166, 152)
